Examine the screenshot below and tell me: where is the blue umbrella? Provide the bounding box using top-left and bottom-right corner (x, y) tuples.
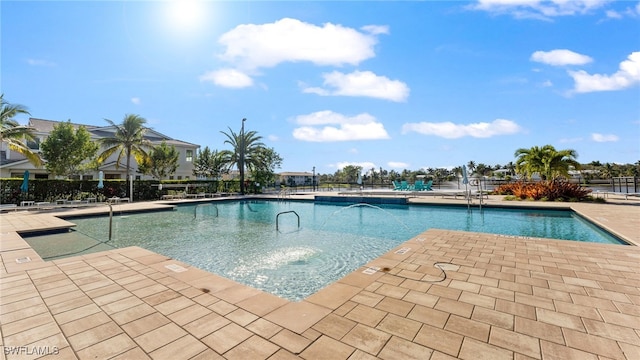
(20, 170), (29, 193)
(462, 165), (469, 185)
(97, 171), (104, 189)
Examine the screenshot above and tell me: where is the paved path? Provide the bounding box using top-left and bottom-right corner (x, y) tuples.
(1, 195), (639, 359)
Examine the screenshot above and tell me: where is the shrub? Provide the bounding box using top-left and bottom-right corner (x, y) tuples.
(494, 180), (591, 201)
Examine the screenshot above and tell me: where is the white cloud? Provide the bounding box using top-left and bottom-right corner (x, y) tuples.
(131, 97), (141, 105)
(199, 68), (254, 88)
(388, 161), (409, 169)
(569, 51), (640, 93)
(26, 58), (56, 67)
(267, 134), (279, 142)
(470, 0), (611, 20)
(531, 49), (593, 66)
(591, 133), (619, 142)
(303, 70), (409, 102)
(401, 119), (523, 139)
(292, 110), (390, 142)
(541, 80), (553, 87)
(361, 25), (389, 35)
(559, 137), (583, 143)
(218, 18), (382, 70)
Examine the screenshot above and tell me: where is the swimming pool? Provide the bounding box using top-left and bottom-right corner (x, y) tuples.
(24, 200), (625, 301)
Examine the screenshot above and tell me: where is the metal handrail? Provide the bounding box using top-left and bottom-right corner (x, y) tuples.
(194, 203), (218, 219)
(276, 210), (300, 231)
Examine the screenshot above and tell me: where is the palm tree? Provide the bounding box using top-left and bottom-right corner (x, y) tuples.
(220, 125), (265, 194)
(515, 145), (579, 180)
(0, 94), (42, 166)
(97, 114), (152, 197)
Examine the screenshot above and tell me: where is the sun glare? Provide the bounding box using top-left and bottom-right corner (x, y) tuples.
(166, 0), (205, 31)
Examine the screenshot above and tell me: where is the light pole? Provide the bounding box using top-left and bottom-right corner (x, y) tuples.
(240, 118), (246, 195)
(312, 166), (316, 191)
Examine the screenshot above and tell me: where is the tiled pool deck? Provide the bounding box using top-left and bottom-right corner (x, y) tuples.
(1, 194), (639, 359)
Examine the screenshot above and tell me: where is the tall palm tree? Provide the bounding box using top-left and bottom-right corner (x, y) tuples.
(220, 125), (265, 194)
(0, 94), (42, 166)
(97, 114), (152, 197)
(515, 145), (579, 180)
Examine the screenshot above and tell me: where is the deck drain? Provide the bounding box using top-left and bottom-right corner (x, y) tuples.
(395, 247), (411, 254)
(362, 266), (380, 275)
(15, 257), (31, 264)
(165, 264), (188, 273)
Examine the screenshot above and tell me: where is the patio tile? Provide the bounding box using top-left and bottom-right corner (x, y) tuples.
(263, 301), (331, 334)
(539, 340), (598, 360)
(270, 329), (311, 354)
(378, 336), (434, 360)
(75, 333), (136, 359)
(471, 306), (514, 330)
(514, 316), (564, 345)
(213, 283), (264, 304)
(414, 324), (463, 357)
(226, 308), (259, 327)
(183, 312), (231, 339)
(445, 314), (490, 342)
(458, 337), (513, 360)
(66, 321), (123, 351)
(167, 304), (211, 326)
(562, 328), (626, 359)
(201, 323), (252, 354)
(312, 313), (357, 340)
(110, 303), (157, 325)
(235, 292), (288, 317)
(407, 304), (450, 328)
(245, 318), (282, 339)
(60, 312), (113, 337)
(121, 312), (171, 339)
(376, 313), (422, 340)
(582, 318), (639, 344)
(306, 282), (361, 310)
(299, 335), (355, 360)
(344, 304), (387, 327)
(375, 296), (414, 317)
(489, 327), (541, 359)
(134, 322), (187, 353)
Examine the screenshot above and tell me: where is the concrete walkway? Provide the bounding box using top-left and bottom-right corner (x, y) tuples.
(1, 195), (639, 359)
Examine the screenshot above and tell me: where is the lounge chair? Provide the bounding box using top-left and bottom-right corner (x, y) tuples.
(392, 180), (402, 190)
(424, 180), (433, 191)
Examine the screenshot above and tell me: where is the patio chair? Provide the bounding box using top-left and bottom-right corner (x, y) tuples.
(413, 180), (425, 191)
(400, 180), (411, 191)
(392, 180), (402, 190)
(424, 180), (433, 191)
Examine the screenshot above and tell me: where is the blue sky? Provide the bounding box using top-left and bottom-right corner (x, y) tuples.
(2, 1), (639, 174)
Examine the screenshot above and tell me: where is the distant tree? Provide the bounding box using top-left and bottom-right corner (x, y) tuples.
(467, 161), (477, 174)
(251, 147), (283, 190)
(343, 165), (363, 183)
(0, 94), (42, 166)
(40, 121), (98, 178)
(137, 141), (179, 180)
(220, 125), (265, 194)
(192, 146), (226, 179)
(97, 114), (152, 197)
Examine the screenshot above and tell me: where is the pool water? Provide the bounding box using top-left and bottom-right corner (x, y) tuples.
(25, 201), (625, 301)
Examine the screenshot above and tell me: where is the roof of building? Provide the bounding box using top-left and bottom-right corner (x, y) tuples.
(28, 118), (199, 148)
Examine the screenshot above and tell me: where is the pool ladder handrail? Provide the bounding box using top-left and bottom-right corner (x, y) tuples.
(278, 188), (292, 201)
(276, 210), (300, 231)
(194, 203), (218, 219)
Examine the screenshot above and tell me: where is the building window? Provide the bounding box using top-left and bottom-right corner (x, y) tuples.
(177, 176), (182, 180)
(26, 138), (40, 150)
(186, 150), (193, 162)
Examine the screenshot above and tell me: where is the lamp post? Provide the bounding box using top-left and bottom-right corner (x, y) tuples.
(312, 166), (316, 192)
(240, 118), (246, 195)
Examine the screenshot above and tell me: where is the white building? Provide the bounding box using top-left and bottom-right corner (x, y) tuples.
(0, 118), (199, 180)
